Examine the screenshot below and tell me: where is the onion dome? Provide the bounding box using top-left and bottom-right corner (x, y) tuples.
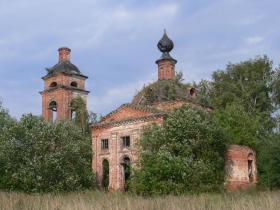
(156, 30), (177, 64)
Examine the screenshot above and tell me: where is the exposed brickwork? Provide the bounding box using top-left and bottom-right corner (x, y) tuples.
(157, 59), (175, 80)
(58, 47), (71, 62)
(102, 106), (152, 123)
(152, 100), (212, 112)
(92, 114), (163, 191)
(41, 48), (88, 122)
(225, 145), (257, 191)
(92, 101), (210, 191)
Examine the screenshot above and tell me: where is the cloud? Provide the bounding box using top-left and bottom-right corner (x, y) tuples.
(0, 0), (280, 119)
(245, 36), (264, 45)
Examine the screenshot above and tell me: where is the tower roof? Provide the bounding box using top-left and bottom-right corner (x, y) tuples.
(43, 47), (87, 79)
(156, 30), (177, 64)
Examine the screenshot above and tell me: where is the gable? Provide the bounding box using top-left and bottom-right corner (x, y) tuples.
(101, 105), (155, 123)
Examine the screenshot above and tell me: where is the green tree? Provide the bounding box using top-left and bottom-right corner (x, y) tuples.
(71, 96), (90, 133)
(210, 56), (275, 116)
(213, 104), (261, 149)
(130, 106), (227, 195)
(257, 134), (280, 189)
(0, 114), (95, 192)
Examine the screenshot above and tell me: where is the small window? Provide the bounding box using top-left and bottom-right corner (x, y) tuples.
(190, 88), (196, 97)
(101, 139), (109, 150)
(71, 81), (78, 87)
(121, 136), (130, 148)
(50, 82), (57, 88)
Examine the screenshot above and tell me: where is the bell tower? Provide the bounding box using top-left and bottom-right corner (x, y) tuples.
(40, 47), (89, 122)
(156, 30), (177, 80)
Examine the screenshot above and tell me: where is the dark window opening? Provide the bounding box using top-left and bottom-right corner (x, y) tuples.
(49, 101), (57, 122)
(101, 139), (109, 150)
(71, 81), (78, 87)
(190, 88), (196, 97)
(248, 160), (253, 183)
(121, 136), (130, 148)
(122, 156), (131, 191)
(50, 82), (57, 88)
(102, 159), (109, 190)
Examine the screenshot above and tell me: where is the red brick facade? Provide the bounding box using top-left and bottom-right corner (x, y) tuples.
(40, 48), (89, 122)
(157, 59), (176, 80)
(225, 145), (257, 190)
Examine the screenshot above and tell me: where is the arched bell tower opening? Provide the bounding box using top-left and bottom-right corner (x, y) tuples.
(49, 101), (57, 122)
(40, 47), (89, 122)
(121, 156), (131, 191)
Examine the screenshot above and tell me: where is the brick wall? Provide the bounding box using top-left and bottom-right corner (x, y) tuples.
(157, 59), (175, 80)
(92, 117), (163, 191)
(225, 144), (257, 191)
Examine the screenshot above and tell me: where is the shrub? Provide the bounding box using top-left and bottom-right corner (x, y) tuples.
(130, 106), (227, 195)
(0, 114), (95, 192)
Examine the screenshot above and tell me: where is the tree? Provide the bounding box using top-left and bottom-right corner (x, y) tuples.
(0, 114), (95, 192)
(130, 106), (227, 195)
(210, 56), (277, 118)
(71, 96), (90, 133)
(257, 134), (280, 189)
(213, 104), (261, 149)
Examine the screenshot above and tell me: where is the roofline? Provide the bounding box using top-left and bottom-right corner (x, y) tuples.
(92, 113), (165, 129)
(39, 85), (90, 94)
(42, 72), (88, 80)
(100, 103), (162, 122)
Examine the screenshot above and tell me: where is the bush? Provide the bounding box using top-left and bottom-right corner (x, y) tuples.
(257, 134), (280, 189)
(130, 106), (227, 195)
(213, 104), (262, 149)
(0, 114), (95, 192)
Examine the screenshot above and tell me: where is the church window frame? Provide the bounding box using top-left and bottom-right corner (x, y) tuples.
(101, 139), (109, 150)
(121, 136), (130, 148)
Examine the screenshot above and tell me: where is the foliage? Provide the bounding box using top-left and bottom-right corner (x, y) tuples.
(0, 101), (14, 128)
(130, 106), (227, 195)
(210, 56), (276, 115)
(132, 73), (205, 106)
(213, 104), (261, 149)
(193, 80), (212, 106)
(257, 134), (280, 190)
(71, 96), (90, 133)
(0, 114), (95, 192)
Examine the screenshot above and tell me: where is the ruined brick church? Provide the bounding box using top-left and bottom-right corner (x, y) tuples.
(40, 31), (257, 191)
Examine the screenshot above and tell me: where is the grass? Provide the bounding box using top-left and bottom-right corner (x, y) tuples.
(0, 190), (279, 210)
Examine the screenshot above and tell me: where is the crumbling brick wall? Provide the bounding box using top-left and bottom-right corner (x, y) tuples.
(225, 144), (257, 190)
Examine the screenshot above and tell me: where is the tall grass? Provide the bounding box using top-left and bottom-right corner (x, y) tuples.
(0, 190), (279, 210)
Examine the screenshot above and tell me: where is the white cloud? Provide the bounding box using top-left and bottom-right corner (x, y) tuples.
(245, 36), (264, 45)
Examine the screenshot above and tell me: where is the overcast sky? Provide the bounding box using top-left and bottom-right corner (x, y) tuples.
(0, 0), (279, 118)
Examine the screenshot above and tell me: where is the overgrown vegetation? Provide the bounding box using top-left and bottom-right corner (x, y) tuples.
(0, 103), (95, 192)
(130, 55), (280, 194)
(130, 106), (227, 195)
(1, 190), (280, 210)
(132, 72), (207, 105)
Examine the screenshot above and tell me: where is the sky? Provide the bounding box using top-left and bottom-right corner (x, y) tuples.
(0, 0), (279, 118)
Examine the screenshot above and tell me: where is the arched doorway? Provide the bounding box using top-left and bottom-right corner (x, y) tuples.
(49, 101), (57, 122)
(248, 153), (254, 183)
(102, 159), (109, 190)
(121, 156), (131, 191)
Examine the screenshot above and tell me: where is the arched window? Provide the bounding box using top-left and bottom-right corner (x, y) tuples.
(70, 100), (77, 120)
(248, 153), (254, 183)
(50, 82), (57, 88)
(49, 101), (57, 122)
(70, 81), (78, 88)
(121, 156), (131, 191)
(190, 88), (197, 97)
(102, 159), (109, 190)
